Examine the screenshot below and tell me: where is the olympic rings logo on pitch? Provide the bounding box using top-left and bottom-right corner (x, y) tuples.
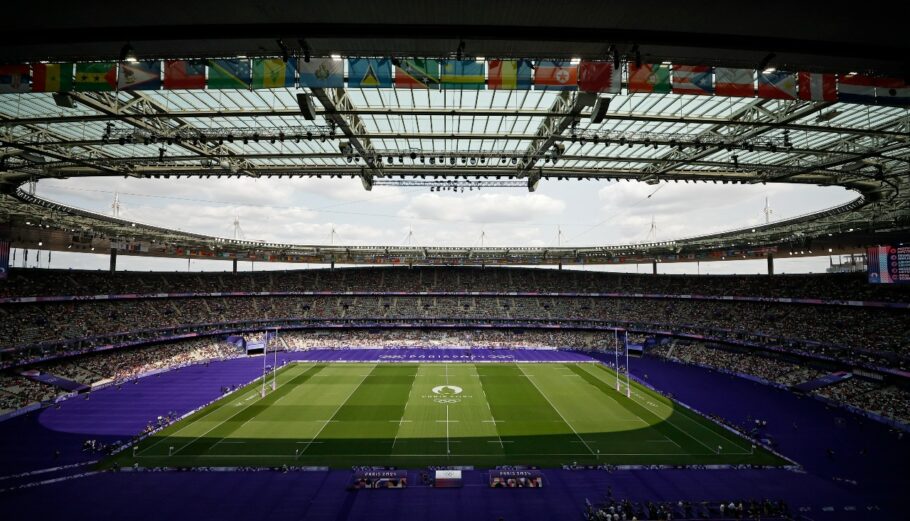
(424, 385), (469, 404)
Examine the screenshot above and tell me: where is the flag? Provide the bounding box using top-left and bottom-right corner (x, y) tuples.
(534, 60), (577, 90)
(31, 63), (73, 92)
(207, 59), (250, 89)
(0, 240), (8, 280)
(714, 68), (754, 97)
(118, 61), (161, 91)
(395, 58), (441, 89)
(297, 58), (343, 88)
(441, 60), (485, 89)
(837, 74), (876, 104)
(74, 63), (116, 91)
(875, 77), (910, 106)
(163, 60), (206, 90)
(348, 58), (392, 88)
(252, 59), (295, 89)
(672, 65), (714, 95)
(628, 64), (671, 93)
(757, 71), (797, 99)
(797, 72), (836, 101)
(577, 61), (621, 93)
(0, 65), (30, 93)
(487, 60), (531, 90)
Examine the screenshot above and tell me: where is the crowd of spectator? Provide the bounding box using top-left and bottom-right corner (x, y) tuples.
(651, 343), (910, 426)
(280, 329), (607, 350)
(584, 494), (791, 520)
(0, 373), (58, 412)
(2, 266), (907, 303)
(2, 294), (906, 369)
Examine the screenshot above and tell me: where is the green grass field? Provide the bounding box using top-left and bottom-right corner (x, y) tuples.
(113, 362), (786, 468)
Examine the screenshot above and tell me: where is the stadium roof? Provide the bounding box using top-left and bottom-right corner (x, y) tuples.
(0, 4), (908, 266)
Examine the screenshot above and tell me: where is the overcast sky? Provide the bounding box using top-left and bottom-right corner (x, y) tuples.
(23, 176), (856, 274)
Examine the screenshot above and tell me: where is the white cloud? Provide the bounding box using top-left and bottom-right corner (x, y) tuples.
(398, 193), (565, 224)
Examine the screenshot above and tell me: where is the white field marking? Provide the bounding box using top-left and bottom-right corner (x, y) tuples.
(471, 364), (506, 449)
(516, 364), (597, 458)
(487, 441), (514, 444)
(646, 439), (677, 443)
(141, 364), (308, 456)
(295, 441), (323, 444)
(436, 419), (459, 423)
(391, 367), (421, 450)
(482, 420), (504, 423)
(299, 365), (376, 455)
(580, 364), (737, 453)
(445, 404), (450, 455)
(434, 440), (462, 443)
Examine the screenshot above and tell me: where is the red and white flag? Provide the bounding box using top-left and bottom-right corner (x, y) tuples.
(757, 71), (797, 100)
(797, 72), (836, 101)
(837, 74), (877, 104)
(577, 61), (622, 93)
(671, 65), (714, 95)
(714, 68), (754, 97)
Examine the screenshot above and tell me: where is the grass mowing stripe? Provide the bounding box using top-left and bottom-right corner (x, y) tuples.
(174, 364), (327, 456)
(137, 363), (312, 456)
(516, 363), (597, 458)
(469, 364), (506, 450)
(299, 364), (378, 455)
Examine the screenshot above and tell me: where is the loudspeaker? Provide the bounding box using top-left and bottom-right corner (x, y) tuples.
(590, 97), (611, 124)
(297, 93), (317, 120)
(52, 93), (75, 109)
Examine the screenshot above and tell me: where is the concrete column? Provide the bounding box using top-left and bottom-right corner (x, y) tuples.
(767, 253), (774, 275)
(652, 260), (657, 275)
(232, 258), (238, 273)
(109, 248), (117, 272)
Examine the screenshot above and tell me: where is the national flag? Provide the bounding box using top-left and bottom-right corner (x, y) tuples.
(0, 65), (30, 93)
(627, 64), (671, 93)
(714, 68), (754, 97)
(207, 59), (251, 89)
(348, 58), (392, 88)
(487, 59), (531, 90)
(874, 77), (910, 106)
(672, 65), (714, 95)
(252, 59), (295, 89)
(31, 63), (73, 92)
(297, 58), (343, 88)
(395, 58), (441, 89)
(837, 74), (876, 104)
(0, 240), (9, 280)
(797, 72), (836, 101)
(163, 60), (206, 90)
(74, 63), (116, 91)
(757, 71), (797, 99)
(441, 60), (485, 89)
(118, 61), (161, 91)
(577, 61), (621, 93)
(534, 60), (577, 90)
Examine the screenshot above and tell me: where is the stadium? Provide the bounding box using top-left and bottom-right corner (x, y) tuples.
(1, 3), (909, 520)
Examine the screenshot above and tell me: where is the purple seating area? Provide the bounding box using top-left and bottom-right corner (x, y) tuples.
(0, 349), (907, 520)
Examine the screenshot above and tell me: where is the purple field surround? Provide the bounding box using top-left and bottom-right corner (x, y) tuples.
(0, 349), (907, 520)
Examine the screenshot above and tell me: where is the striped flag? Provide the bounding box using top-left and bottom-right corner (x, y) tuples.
(577, 61), (621, 93)
(837, 74), (877, 104)
(297, 58), (343, 88)
(797, 72), (836, 101)
(118, 61), (161, 91)
(0, 240), (8, 280)
(32, 63), (73, 92)
(487, 60), (531, 90)
(348, 58), (392, 88)
(534, 60), (577, 91)
(757, 71), (797, 99)
(207, 59), (251, 89)
(441, 60), (485, 89)
(74, 63), (116, 91)
(672, 65), (714, 95)
(163, 60), (206, 90)
(875, 77), (910, 106)
(0, 65), (30, 93)
(395, 59), (441, 89)
(628, 64), (671, 93)
(252, 59), (295, 89)
(714, 68), (754, 97)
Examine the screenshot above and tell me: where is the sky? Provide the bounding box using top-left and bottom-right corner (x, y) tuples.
(19, 175), (858, 274)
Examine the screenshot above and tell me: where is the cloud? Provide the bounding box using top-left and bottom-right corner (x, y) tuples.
(398, 193), (565, 224)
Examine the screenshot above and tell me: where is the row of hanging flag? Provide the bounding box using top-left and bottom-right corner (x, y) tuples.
(0, 58), (907, 105)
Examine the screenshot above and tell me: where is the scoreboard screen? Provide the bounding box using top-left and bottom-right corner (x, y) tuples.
(867, 245), (910, 284)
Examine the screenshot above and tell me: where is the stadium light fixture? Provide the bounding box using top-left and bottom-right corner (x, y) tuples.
(331, 54), (342, 61)
(277, 39), (290, 63)
(119, 43), (137, 63)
